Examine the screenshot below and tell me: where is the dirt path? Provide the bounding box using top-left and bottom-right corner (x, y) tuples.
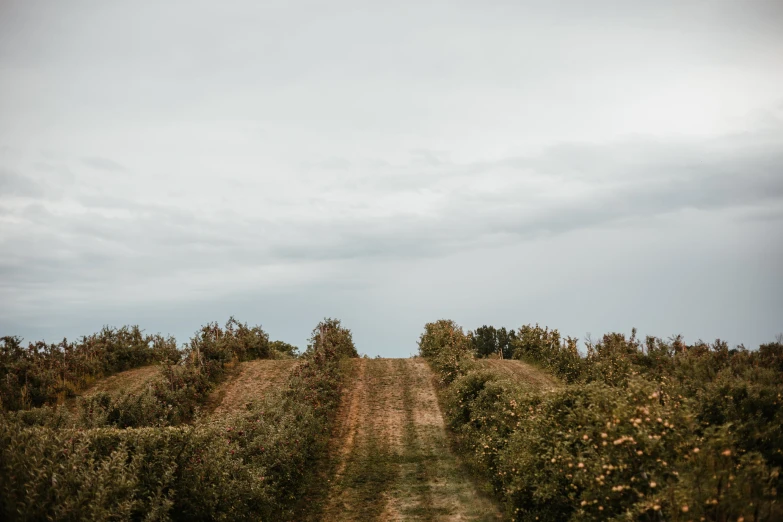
(79, 365), (162, 397)
(206, 359), (297, 416)
(475, 359), (559, 390)
(63, 365), (161, 411)
(321, 358), (502, 521)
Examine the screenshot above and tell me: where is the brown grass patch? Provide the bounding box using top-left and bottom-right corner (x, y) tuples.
(475, 359), (559, 390)
(320, 358), (502, 521)
(207, 359), (297, 417)
(80, 365), (162, 397)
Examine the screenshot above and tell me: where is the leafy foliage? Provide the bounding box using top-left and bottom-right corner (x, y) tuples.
(75, 318), (283, 429)
(470, 325), (517, 359)
(511, 323), (582, 383)
(270, 340), (299, 358)
(305, 318), (358, 359)
(0, 318), (355, 521)
(417, 319), (474, 385)
(0, 327), (178, 412)
(422, 320), (783, 521)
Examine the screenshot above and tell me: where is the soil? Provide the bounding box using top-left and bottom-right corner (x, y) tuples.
(474, 359), (559, 390)
(206, 359), (298, 416)
(320, 358), (503, 521)
(78, 365), (162, 397)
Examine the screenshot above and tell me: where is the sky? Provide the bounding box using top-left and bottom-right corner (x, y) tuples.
(1, 0), (782, 356)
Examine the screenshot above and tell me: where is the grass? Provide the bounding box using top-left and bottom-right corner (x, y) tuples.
(317, 358), (503, 521)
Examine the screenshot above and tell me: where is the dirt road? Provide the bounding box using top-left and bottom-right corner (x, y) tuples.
(320, 358), (502, 521)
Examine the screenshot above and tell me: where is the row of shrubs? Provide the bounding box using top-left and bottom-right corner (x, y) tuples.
(0, 318), (356, 521)
(0, 326), (179, 411)
(422, 320), (782, 521)
(13, 318), (300, 429)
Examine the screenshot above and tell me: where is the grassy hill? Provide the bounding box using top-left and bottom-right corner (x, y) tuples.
(2, 319), (781, 521)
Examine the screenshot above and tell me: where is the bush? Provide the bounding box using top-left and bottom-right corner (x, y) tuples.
(269, 340), (299, 358)
(512, 324), (583, 383)
(418, 320), (474, 385)
(422, 320), (783, 521)
(304, 318), (358, 359)
(0, 327), (179, 412)
(0, 318), (354, 521)
(185, 317), (270, 370)
(470, 326), (517, 359)
(75, 318), (279, 429)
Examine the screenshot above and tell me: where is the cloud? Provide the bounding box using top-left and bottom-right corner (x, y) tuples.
(314, 157), (353, 170)
(1, 0), (782, 352)
(80, 157), (127, 173)
(3, 122), (781, 300)
(0, 169), (45, 197)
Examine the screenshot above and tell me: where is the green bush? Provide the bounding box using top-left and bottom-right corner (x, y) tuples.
(418, 320), (474, 384)
(0, 318), (354, 521)
(0, 327), (179, 412)
(470, 326), (518, 359)
(75, 319), (278, 429)
(304, 318), (358, 359)
(422, 320), (783, 521)
(269, 340), (299, 358)
(512, 324), (583, 383)
(185, 317), (270, 369)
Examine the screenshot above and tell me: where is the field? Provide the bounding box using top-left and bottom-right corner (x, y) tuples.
(80, 365), (161, 396)
(1, 319), (781, 521)
(206, 359), (299, 417)
(318, 358), (504, 521)
(473, 359), (558, 390)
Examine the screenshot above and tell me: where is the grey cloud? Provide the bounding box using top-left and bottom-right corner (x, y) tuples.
(81, 157), (127, 173)
(410, 149), (450, 167)
(345, 133), (782, 259)
(3, 125), (781, 302)
(0, 169), (44, 197)
(33, 161), (75, 178)
(316, 157), (353, 170)
(741, 206), (783, 223)
(1, 0), (782, 354)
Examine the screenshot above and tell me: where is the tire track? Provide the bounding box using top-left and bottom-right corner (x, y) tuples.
(321, 358), (502, 521)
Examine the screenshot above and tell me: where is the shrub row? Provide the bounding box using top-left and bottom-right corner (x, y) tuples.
(9, 318), (296, 429)
(0, 326), (178, 411)
(423, 320), (782, 521)
(0, 318), (354, 521)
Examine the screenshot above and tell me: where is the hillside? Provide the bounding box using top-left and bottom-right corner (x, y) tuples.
(78, 365), (162, 398)
(3, 319), (780, 521)
(314, 357), (553, 521)
(473, 359), (559, 390)
(206, 359), (298, 416)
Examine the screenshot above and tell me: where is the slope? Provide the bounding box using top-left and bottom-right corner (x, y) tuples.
(75, 365), (162, 399)
(473, 359), (559, 390)
(319, 358), (503, 521)
(206, 359), (298, 417)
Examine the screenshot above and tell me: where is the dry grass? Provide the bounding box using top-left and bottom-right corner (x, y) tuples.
(80, 365), (162, 397)
(474, 359), (559, 390)
(207, 359), (298, 417)
(320, 358), (502, 521)
(64, 365), (162, 411)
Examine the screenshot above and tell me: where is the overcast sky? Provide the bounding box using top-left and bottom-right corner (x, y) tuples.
(1, 0), (782, 355)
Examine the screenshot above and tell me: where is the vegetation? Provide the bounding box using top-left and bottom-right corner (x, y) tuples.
(0, 318), (355, 521)
(316, 358), (502, 520)
(2, 315), (780, 521)
(0, 326), (178, 411)
(421, 320), (782, 521)
(470, 325), (518, 360)
(303, 317), (358, 359)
